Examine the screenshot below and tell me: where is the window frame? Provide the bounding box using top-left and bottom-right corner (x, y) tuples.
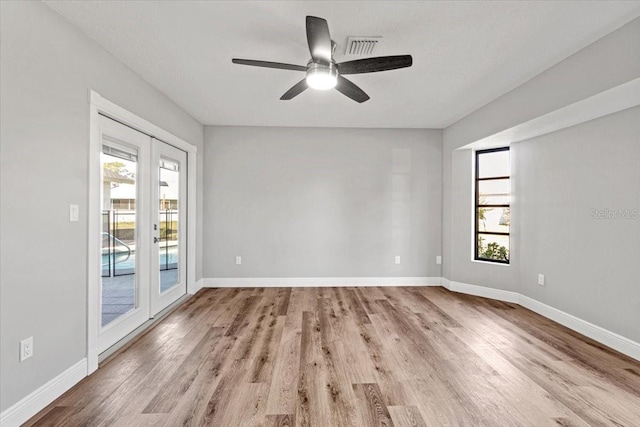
(475, 147), (510, 264)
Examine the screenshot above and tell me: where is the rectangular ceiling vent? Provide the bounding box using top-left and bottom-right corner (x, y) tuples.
(345, 36), (381, 56)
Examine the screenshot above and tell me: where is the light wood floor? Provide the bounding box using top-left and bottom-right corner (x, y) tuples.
(27, 287), (640, 426)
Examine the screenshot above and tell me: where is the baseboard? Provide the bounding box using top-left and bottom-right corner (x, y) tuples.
(202, 277), (441, 288)
(446, 279), (520, 304)
(194, 278), (204, 293)
(0, 358), (87, 427)
(442, 277), (640, 362)
(518, 295), (640, 361)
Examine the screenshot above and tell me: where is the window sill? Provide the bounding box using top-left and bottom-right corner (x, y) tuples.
(472, 259), (511, 267)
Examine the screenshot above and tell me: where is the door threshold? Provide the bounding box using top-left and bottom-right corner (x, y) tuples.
(98, 292), (193, 367)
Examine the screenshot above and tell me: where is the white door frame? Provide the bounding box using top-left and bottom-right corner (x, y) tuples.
(88, 90), (197, 374)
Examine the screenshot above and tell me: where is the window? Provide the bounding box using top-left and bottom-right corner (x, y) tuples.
(475, 147), (510, 263)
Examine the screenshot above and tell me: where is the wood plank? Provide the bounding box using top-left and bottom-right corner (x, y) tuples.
(209, 382), (269, 426)
(353, 383), (394, 427)
(278, 287), (293, 316)
(332, 323), (378, 384)
(265, 414), (296, 427)
(387, 406), (427, 427)
(408, 288), (461, 328)
(142, 326), (225, 413)
(198, 357), (249, 426)
(318, 339), (359, 426)
(353, 321), (409, 406)
(248, 312), (286, 384)
(224, 295), (262, 337)
(296, 310), (331, 427)
(317, 297), (342, 343)
(26, 406), (81, 427)
(354, 287), (378, 314)
(265, 317), (302, 414)
(158, 335), (238, 426)
(345, 289), (372, 325)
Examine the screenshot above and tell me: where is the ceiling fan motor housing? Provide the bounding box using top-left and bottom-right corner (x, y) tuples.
(306, 61), (338, 90)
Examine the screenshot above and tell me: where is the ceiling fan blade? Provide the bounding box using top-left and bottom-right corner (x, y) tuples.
(306, 16), (332, 64)
(337, 55), (413, 75)
(232, 59), (307, 72)
(280, 79), (308, 100)
(335, 76), (370, 103)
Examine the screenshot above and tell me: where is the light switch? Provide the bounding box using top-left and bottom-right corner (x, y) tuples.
(436, 255), (442, 265)
(69, 204), (79, 222)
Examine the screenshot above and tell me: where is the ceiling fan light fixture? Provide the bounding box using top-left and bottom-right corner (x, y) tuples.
(306, 62), (338, 90)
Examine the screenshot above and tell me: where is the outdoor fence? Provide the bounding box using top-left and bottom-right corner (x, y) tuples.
(101, 210), (178, 277)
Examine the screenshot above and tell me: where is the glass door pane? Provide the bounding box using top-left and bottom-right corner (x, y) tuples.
(158, 158), (180, 293)
(151, 139), (187, 316)
(100, 143), (138, 327)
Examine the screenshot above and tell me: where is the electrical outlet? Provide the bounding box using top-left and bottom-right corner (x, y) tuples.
(235, 256), (242, 265)
(20, 337), (33, 362)
(395, 256), (401, 264)
(436, 255), (442, 265)
(538, 274), (545, 286)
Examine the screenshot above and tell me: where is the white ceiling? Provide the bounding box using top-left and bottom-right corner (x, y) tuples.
(45, 1), (640, 129)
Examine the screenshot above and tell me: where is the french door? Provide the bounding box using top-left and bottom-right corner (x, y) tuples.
(98, 115), (187, 353)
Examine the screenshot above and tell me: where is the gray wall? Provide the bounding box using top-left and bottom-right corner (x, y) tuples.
(447, 148), (520, 290)
(0, 1), (203, 411)
(441, 16), (640, 344)
(515, 106), (640, 343)
(444, 17), (640, 151)
(203, 126), (442, 278)
(443, 108), (640, 343)
(442, 17), (640, 286)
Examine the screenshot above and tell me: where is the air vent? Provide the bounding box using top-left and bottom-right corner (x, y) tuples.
(345, 36), (381, 56)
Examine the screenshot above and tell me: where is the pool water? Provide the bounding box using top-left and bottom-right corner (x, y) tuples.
(102, 246), (178, 274)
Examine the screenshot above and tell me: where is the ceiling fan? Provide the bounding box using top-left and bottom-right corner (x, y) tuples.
(232, 16), (413, 103)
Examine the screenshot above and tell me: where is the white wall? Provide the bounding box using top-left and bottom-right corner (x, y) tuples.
(203, 126), (442, 279)
(0, 1), (203, 412)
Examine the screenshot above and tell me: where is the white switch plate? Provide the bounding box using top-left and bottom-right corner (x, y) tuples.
(235, 256), (242, 265)
(20, 337), (33, 362)
(395, 256), (401, 264)
(69, 204), (79, 222)
(538, 274), (545, 286)
(436, 255), (442, 265)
